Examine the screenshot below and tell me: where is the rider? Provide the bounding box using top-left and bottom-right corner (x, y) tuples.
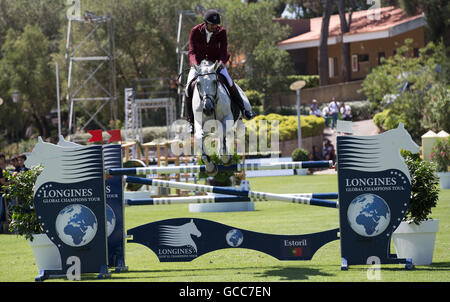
(185, 9), (255, 129)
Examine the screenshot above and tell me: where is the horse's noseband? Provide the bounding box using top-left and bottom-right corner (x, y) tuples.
(202, 96), (215, 116)
(197, 72), (218, 116)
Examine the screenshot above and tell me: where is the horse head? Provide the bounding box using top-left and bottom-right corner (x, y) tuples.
(393, 123), (420, 154)
(193, 60), (221, 116)
(188, 219), (202, 238)
(25, 136), (55, 169)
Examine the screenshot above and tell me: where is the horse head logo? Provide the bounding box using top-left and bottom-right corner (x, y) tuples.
(337, 123), (420, 182)
(159, 219), (202, 253)
(26, 137), (103, 196)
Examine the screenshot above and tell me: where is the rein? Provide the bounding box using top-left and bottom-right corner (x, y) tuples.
(196, 72), (219, 106)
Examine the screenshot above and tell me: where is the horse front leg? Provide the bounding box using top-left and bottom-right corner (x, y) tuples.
(200, 135), (218, 177)
(220, 117), (234, 166)
(194, 122), (218, 177)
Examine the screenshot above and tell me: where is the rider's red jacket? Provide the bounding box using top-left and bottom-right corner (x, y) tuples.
(188, 23), (230, 66)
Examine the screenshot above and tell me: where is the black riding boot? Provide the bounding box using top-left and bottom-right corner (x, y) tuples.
(228, 84), (256, 120)
(185, 95), (194, 134)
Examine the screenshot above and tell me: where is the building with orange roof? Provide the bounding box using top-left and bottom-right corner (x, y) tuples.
(276, 6), (425, 85)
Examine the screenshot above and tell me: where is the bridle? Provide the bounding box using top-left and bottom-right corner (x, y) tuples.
(196, 71), (219, 110)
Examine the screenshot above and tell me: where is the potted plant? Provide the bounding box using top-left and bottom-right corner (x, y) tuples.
(392, 151), (440, 266)
(430, 137), (450, 189)
(291, 148), (310, 175)
(3, 167), (62, 272)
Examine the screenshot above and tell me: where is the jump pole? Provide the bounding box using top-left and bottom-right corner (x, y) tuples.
(126, 192), (338, 206)
(124, 176), (338, 209)
(108, 160), (333, 175)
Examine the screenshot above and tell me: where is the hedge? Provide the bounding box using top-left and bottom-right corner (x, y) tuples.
(244, 114), (325, 142)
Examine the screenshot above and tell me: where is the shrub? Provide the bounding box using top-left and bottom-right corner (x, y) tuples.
(3, 167), (43, 241)
(401, 151), (440, 224)
(291, 148), (310, 161)
(244, 114), (325, 145)
(349, 101), (375, 121)
(373, 109), (407, 133)
(244, 90), (264, 106)
(431, 138), (450, 172)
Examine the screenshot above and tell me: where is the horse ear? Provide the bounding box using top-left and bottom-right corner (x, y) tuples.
(398, 122), (405, 129)
(38, 136), (43, 143)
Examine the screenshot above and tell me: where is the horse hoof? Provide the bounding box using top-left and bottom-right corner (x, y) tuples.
(221, 155), (232, 166)
(205, 163), (218, 177)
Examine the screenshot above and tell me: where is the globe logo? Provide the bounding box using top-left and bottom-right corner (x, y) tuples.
(347, 193), (391, 237)
(106, 204), (116, 237)
(226, 229), (243, 247)
(55, 204), (98, 247)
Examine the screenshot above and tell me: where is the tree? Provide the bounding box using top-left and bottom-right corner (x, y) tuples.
(399, 0), (450, 50)
(337, 0), (355, 82)
(54, 0), (193, 129)
(204, 0), (292, 79)
(318, 0), (333, 86)
(285, 0), (323, 18)
(0, 25), (57, 138)
(360, 40), (449, 142)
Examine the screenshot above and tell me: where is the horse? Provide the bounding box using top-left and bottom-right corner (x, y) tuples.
(191, 60), (240, 176)
(159, 219), (202, 253)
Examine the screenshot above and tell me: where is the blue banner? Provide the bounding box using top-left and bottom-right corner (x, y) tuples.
(336, 124), (419, 269)
(103, 144), (126, 270)
(128, 218), (339, 262)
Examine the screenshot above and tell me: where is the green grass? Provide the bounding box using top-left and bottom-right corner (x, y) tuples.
(0, 175), (449, 282)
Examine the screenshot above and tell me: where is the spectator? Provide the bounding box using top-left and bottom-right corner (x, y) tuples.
(311, 145), (323, 161)
(16, 154), (29, 172)
(340, 102), (352, 121)
(328, 97), (340, 131)
(322, 105), (331, 128)
(322, 139), (336, 163)
(309, 99), (322, 117)
(10, 155), (19, 172)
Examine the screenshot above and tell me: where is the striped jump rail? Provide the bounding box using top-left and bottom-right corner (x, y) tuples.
(124, 176), (338, 209)
(107, 160), (333, 175)
(126, 192), (338, 206)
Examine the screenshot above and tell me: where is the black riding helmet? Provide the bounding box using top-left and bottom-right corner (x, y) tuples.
(203, 9), (220, 24)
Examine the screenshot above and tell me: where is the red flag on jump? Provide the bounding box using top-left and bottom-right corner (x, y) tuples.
(88, 129), (103, 143)
(107, 129), (122, 143)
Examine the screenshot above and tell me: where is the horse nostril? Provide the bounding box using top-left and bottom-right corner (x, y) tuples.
(203, 100), (214, 116)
